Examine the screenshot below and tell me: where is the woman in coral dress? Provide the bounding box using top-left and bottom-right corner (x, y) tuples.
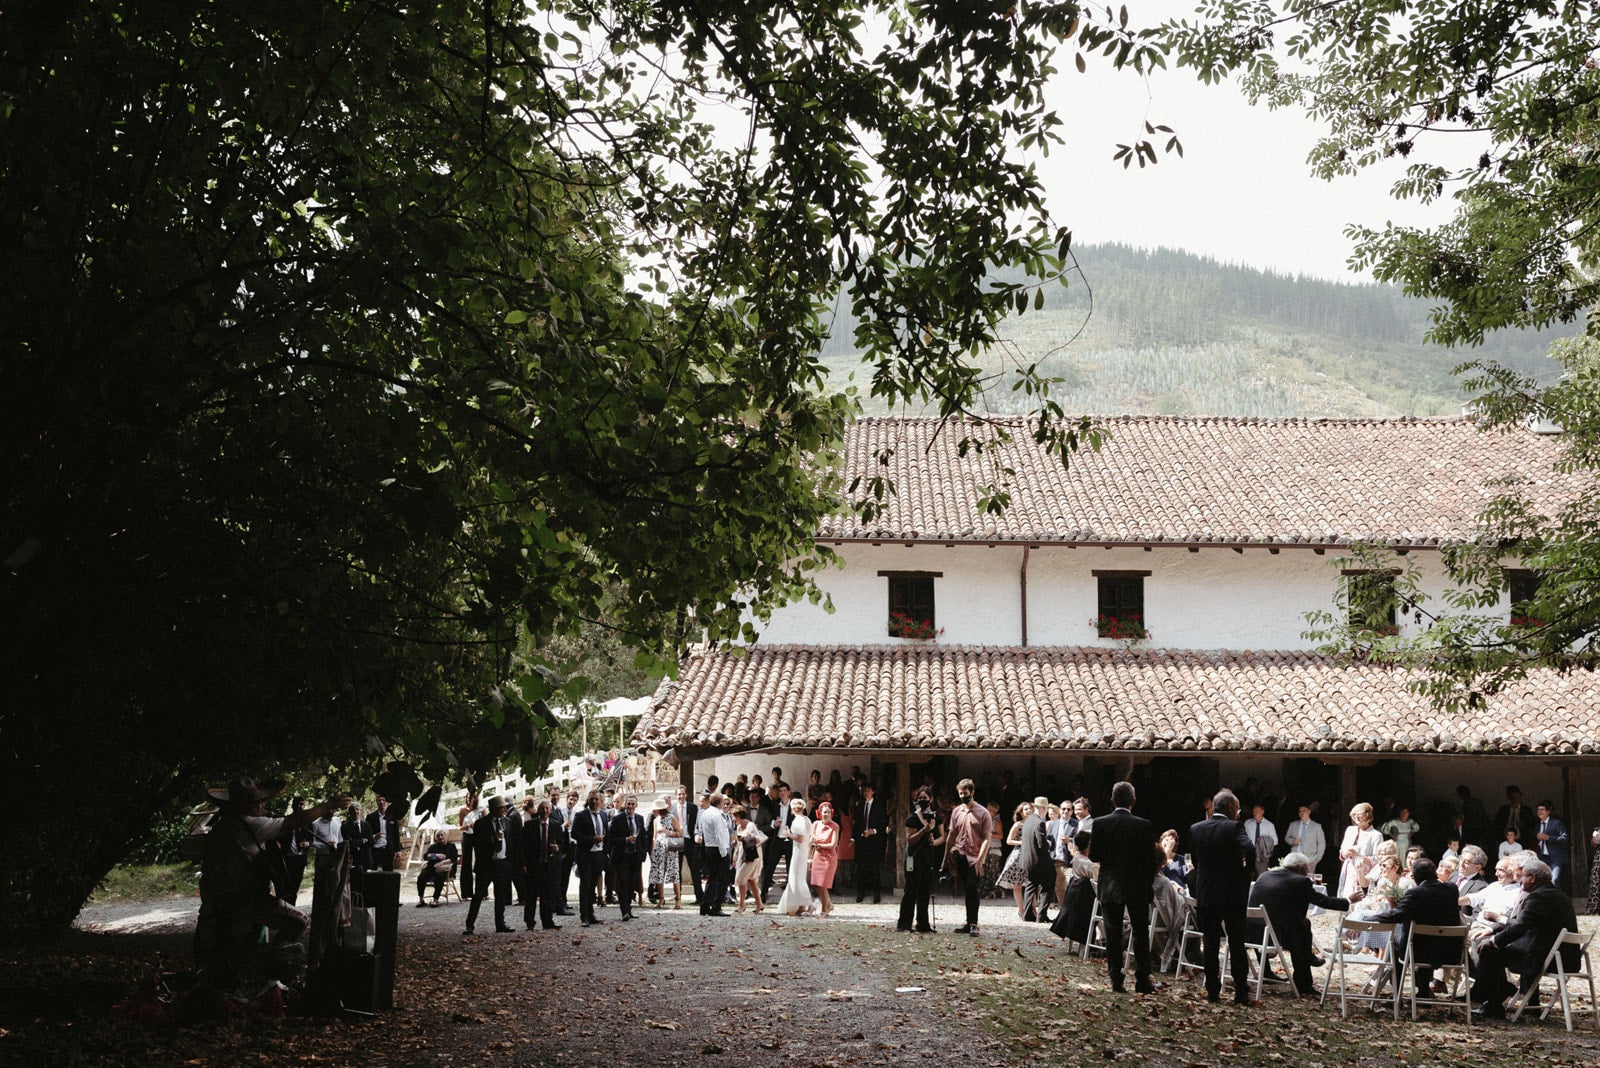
(809, 802), (841, 917)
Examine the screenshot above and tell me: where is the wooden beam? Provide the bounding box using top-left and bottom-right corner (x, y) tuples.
(1563, 765), (1589, 900)
(895, 761), (911, 891)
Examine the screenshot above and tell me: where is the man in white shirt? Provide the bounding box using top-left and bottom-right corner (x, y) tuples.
(1283, 805), (1325, 872)
(694, 790), (731, 916)
(1243, 804), (1278, 877)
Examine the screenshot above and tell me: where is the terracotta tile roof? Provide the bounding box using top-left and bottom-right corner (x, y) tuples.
(824, 416), (1577, 546)
(637, 645), (1600, 756)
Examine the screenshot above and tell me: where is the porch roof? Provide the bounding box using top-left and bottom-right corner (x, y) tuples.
(636, 645), (1600, 757)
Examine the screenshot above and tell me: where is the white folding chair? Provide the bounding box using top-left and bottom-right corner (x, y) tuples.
(1400, 923), (1471, 1023)
(1241, 906), (1288, 1001)
(1174, 895), (1206, 980)
(1320, 917), (1400, 1019)
(1082, 896), (1107, 960)
(1508, 928), (1599, 1032)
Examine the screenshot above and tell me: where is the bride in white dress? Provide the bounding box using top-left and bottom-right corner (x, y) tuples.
(777, 797), (817, 916)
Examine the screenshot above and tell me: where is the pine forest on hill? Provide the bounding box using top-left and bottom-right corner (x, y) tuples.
(818, 243), (1572, 419)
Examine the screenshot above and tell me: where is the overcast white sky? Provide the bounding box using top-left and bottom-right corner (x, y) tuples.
(1037, 8), (1461, 283)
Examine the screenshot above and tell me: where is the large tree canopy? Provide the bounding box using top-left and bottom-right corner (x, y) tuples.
(0, 1), (1161, 942)
(1162, 1), (1600, 695)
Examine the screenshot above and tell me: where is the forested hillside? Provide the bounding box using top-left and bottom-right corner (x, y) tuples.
(820, 243), (1570, 418)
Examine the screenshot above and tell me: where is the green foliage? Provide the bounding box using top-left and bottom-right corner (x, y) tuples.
(0, 0), (1161, 942)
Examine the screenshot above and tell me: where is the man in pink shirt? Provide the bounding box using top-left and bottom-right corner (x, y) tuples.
(947, 778), (992, 937)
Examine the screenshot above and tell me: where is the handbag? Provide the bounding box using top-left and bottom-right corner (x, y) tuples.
(343, 894), (376, 954)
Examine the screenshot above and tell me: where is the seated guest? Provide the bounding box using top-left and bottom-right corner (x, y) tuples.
(1159, 828), (1189, 889)
(1050, 830), (1098, 950)
(1454, 845), (1490, 897)
(1368, 858), (1464, 995)
(417, 830), (458, 906)
(1464, 856), (1524, 928)
(1436, 856), (1459, 885)
(1469, 859), (1580, 1018)
(1248, 852), (1356, 996)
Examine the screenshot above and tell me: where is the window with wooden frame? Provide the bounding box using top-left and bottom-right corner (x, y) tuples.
(1093, 570), (1149, 640)
(1344, 569), (1399, 635)
(880, 570), (940, 638)
(1506, 569), (1543, 626)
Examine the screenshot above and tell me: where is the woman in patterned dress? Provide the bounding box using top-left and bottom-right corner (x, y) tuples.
(647, 797), (683, 909)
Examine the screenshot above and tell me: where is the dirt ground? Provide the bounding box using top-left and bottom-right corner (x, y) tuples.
(4, 886), (1599, 1067)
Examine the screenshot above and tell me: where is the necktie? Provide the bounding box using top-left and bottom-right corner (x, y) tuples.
(1254, 821), (1260, 843)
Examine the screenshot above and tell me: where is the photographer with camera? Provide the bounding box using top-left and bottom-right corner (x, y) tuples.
(897, 787), (945, 933)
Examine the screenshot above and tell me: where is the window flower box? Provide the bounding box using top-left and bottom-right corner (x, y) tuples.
(888, 612), (942, 640)
(1092, 614), (1149, 643)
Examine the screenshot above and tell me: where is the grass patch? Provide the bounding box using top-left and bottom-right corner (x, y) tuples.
(90, 862), (199, 903)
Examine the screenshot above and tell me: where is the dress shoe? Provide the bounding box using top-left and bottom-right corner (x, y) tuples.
(1233, 998), (1260, 1008)
(1205, 993), (1221, 1003)
(495, 925), (514, 933)
(622, 913), (634, 921)
(873, 894), (882, 904)
(954, 924), (973, 935)
(1473, 1004), (1506, 1020)
(856, 894), (865, 903)
(1110, 981), (1126, 994)
(896, 924), (913, 932)
(463, 927), (475, 936)
(915, 925), (936, 933)
(707, 908), (727, 916)
(1135, 981), (1160, 994)
(543, 923), (561, 930)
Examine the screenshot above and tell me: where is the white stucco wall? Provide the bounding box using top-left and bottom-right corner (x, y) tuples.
(755, 542), (1484, 651)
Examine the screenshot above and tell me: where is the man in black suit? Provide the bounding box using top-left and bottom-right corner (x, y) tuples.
(1247, 852), (1355, 996)
(1088, 781), (1159, 994)
(1017, 797), (1055, 923)
(1189, 788), (1255, 1004)
(606, 793), (650, 920)
(682, 787), (703, 905)
(853, 782), (890, 904)
(1470, 858), (1580, 1017)
(760, 783), (789, 901)
(464, 796), (521, 934)
(1491, 785), (1538, 850)
(520, 799), (567, 929)
(1369, 857), (1461, 994)
(417, 829), (459, 907)
(1453, 845), (1490, 899)
(571, 790), (609, 926)
(365, 795), (403, 873)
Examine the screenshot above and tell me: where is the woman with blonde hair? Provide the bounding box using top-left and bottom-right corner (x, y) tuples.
(1337, 801), (1383, 898)
(810, 801), (841, 916)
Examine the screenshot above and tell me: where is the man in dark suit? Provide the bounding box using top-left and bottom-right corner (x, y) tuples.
(520, 799), (567, 929)
(606, 793), (650, 919)
(1190, 788), (1255, 1004)
(464, 795), (521, 934)
(1470, 858), (1580, 1017)
(1017, 797), (1055, 923)
(1247, 852), (1355, 996)
(1533, 800), (1570, 886)
(1369, 858), (1461, 994)
(760, 783), (789, 901)
(682, 788), (703, 905)
(853, 782), (890, 903)
(572, 790), (609, 926)
(417, 829), (459, 907)
(1453, 845), (1490, 899)
(1088, 781), (1159, 994)
(364, 795), (403, 872)
(1491, 785), (1538, 850)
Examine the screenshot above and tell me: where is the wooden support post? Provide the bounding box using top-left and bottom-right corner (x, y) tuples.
(1563, 764), (1588, 900)
(678, 759), (695, 793)
(895, 761), (911, 891)
(1338, 763), (1358, 847)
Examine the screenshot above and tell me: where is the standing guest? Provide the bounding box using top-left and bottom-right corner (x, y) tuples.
(1242, 803), (1277, 878)
(852, 782), (889, 904)
(648, 797), (684, 909)
(1088, 781), (1159, 994)
(365, 796), (403, 873)
(1017, 797), (1055, 923)
(1283, 805), (1325, 873)
(695, 790), (732, 916)
(718, 793), (739, 903)
(771, 766), (788, 791)
(280, 796), (311, 904)
(417, 829), (458, 907)
(682, 783), (703, 905)
(1456, 785), (1490, 850)
(1532, 800), (1570, 887)
(341, 802), (373, 875)
(733, 805), (766, 913)
(760, 783), (790, 901)
(947, 778), (993, 937)
(572, 790), (609, 927)
(1247, 853), (1354, 996)
(1381, 805), (1420, 856)
(1336, 802), (1383, 897)
(1589, 829), (1600, 915)
(463, 796), (520, 935)
(1189, 788), (1255, 1005)
(978, 800), (1005, 897)
(606, 793), (649, 921)
(1492, 785), (1538, 848)
(520, 799), (566, 930)
(1469, 859), (1580, 1017)
(778, 797), (817, 916)
(309, 799), (344, 909)
(810, 801), (841, 917)
(553, 790), (578, 915)
(1049, 800), (1075, 906)
(1158, 829), (1189, 889)
(1497, 826), (1522, 861)
(806, 769), (826, 806)
(897, 788), (944, 933)
(995, 802), (1031, 917)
